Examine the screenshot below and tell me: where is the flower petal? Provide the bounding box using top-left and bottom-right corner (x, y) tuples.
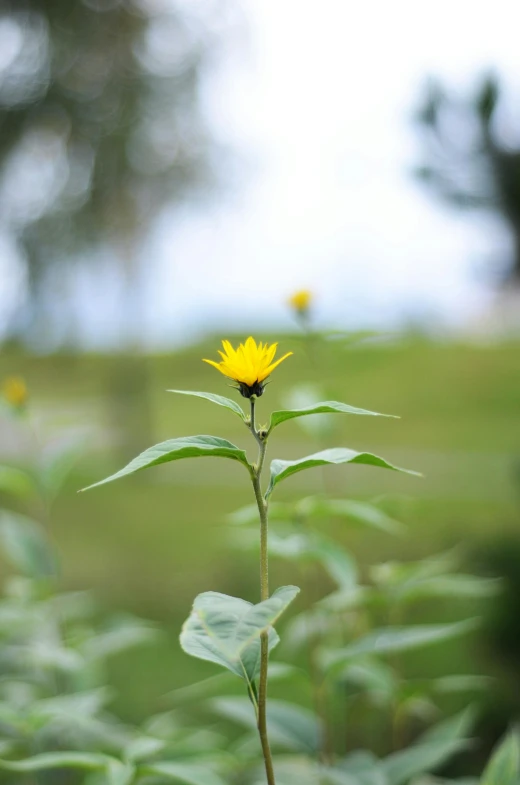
(260, 351), (293, 381)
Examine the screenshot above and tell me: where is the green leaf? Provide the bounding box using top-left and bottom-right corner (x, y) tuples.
(370, 550), (462, 591)
(481, 730), (520, 785)
(144, 761), (226, 785)
(268, 401), (398, 432)
(228, 501), (293, 525)
(396, 574), (502, 602)
(297, 497), (405, 536)
(318, 585), (369, 612)
(163, 673), (238, 704)
(382, 738), (469, 785)
(419, 707), (476, 744)
(334, 751), (387, 785)
(381, 710), (476, 785)
(313, 537), (358, 589)
(80, 435), (251, 491)
(167, 390), (246, 421)
(123, 737), (165, 763)
(81, 616), (157, 661)
(433, 675), (492, 694)
(39, 434), (85, 499)
(341, 659), (397, 702)
(267, 449), (421, 497)
(212, 697), (320, 753)
(419, 779), (479, 784)
(322, 619), (479, 672)
(0, 752), (109, 772)
(263, 700), (321, 753)
(180, 586), (300, 687)
(32, 688), (112, 721)
(252, 758), (319, 785)
(323, 766), (383, 785)
(0, 465), (36, 500)
(0, 511), (59, 579)
(233, 527), (358, 589)
(284, 609), (338, 652)
(107, 759), (135, 785)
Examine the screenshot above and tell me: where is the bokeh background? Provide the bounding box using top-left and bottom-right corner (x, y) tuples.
(0, 0), (519, 755)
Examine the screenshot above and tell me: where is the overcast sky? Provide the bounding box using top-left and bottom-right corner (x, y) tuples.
(4, 0), (519, 347)
(133, 0), (520, 347)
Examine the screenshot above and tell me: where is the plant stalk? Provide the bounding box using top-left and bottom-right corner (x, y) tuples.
(250, 396), (276, 785)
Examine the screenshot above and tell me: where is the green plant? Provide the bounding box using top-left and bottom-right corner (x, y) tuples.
(0, 352), (512, 785)
(81, 336), (422, 783)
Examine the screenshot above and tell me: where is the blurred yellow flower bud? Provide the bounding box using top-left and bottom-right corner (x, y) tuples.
(288, 289), (312, 313)
(2, 376), (28, 409)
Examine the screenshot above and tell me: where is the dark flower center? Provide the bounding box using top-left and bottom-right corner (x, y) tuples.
(237, 380), (265, 399)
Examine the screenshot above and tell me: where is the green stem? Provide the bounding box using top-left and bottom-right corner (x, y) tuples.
(250, 396), (276, 785)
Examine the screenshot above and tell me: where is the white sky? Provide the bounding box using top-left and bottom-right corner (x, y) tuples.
(3, 0), (519, 346)
(139, 0), (519, 346)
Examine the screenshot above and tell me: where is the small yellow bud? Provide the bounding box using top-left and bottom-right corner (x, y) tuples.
(2, 376), (28, 409)
(288, 289), (312, 313)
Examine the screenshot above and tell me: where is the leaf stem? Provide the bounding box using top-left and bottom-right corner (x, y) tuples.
(249, 396), (276, 785)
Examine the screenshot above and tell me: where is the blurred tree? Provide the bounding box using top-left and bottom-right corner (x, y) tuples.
(0, 0), (228, 346)
(414, 73), (520, 287)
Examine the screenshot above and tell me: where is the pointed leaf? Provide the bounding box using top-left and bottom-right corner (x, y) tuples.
(284, 608), (338, 652)
(322, 619), (479, 672)
(396, 574), (502, 602)
(39, 434), (86, 499)
(81, 617), (157, 660)
(81, 435), (250, 491)
(297, 497), (405, 536)
(252, 758), (319, 785)
(168, 390), (246, 421)
(212, 696), (320, 753)
(180, 586), (300, 685)
(123, 737), (166, 763)
(382, 738), (469, 785)
(144, 761), (226, 785)
(341, 659), (397, 702)
(233, 528), (358, 589)
(267, 449), (421, 497)
(107, 759), (135, 785)
(481, 730), (520, 785)
(323, 766), (384, 785)
(0, 752), (109, 772)
(433, 675), (492, 694)
(0, 465), (36, 500)
(334, 750), (388, 785)
(419, 707), (477, 744)
(381, 709), (476, 784)
(0, 512), (59, 579)
(314, 538), (359, 589)
(269, 401), (398, 431)
(228, 501), (293, 525)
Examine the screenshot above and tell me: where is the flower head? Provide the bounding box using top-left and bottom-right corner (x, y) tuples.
(203, 337), (292, 398)
(2, 376), (28, 409)
(288, 289), (312, 314)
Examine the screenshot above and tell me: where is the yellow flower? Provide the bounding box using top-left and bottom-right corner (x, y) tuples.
(2, 376), (28, 408)
(203, 337), (293, 398)
(288, 289), (312, 313)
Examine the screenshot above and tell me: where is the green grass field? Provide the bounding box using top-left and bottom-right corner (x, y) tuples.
(1, 335), (519, 719)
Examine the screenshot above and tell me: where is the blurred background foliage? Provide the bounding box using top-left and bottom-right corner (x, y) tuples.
(414, 72), (520, 287)
(0, 334), (519, 783)
(1, 334), (519, 775)
(0, 0), (519, 781)
(0, 0), (231, 346)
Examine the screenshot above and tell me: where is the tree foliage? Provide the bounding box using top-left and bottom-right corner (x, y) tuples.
(414, 73), (520, 285)
(0, 0), (225, 343)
